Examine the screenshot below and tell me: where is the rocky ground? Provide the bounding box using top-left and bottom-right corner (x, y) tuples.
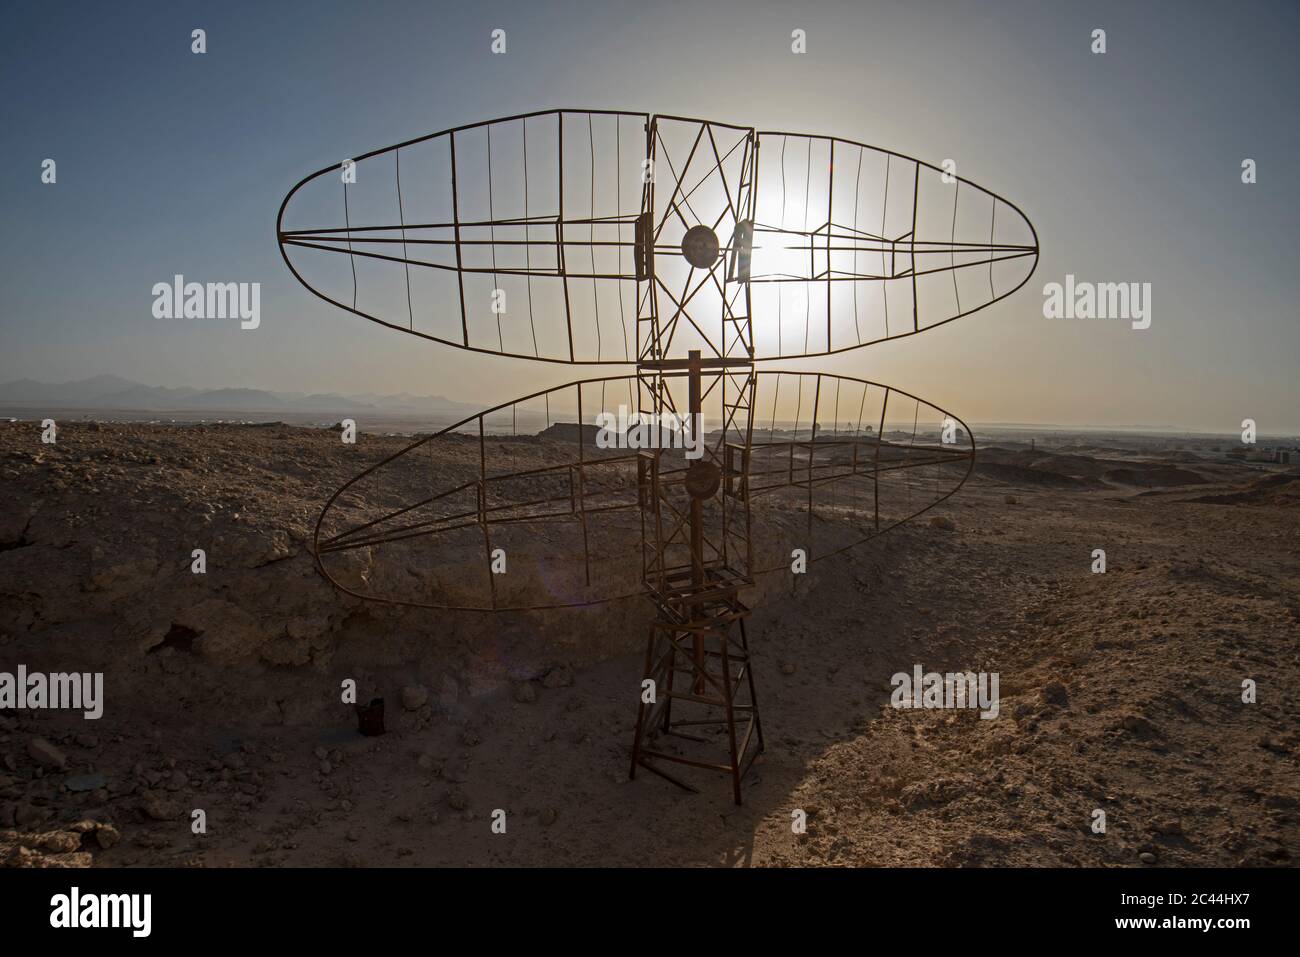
(0, 421), (1296, 867)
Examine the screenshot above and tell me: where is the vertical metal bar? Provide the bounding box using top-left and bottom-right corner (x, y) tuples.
(808, 374), (821, 543)
(478, 418), (497, 609)
(910, 162), (920, 333)
(687, 350), (706, 693)
(450, 131), (469, 348)
(739, 617), (763, 751)
(719, 621), (741, 806)
(576, 384), (590, 585)
(826, 139), (834, 351)
(628, 622), (657, 780)
(559, 113), (575, 362)
(875, 387), (889, 531)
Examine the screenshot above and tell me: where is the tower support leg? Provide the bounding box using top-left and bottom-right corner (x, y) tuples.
(628, 595), (763, 805)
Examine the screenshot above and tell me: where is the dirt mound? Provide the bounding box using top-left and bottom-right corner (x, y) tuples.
(1188, 470), (1300, 507)
(536, 422), (599, 443)
(974, 461), (1096, 489)
(973, 448), (1107, 488)
(1104, 465), (1206, 488)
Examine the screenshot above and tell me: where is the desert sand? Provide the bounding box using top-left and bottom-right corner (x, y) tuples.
(1, 421), (1296, 867)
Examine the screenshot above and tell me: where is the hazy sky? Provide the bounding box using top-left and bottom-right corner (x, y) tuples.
(2, 0), (1297, 432)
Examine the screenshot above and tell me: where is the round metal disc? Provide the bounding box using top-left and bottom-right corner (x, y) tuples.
(681, 225), (720, 269)
(684, 460), (722, 500)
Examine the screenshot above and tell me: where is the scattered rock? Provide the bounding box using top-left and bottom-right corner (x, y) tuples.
(26, 737), (67, 770)
(416, 754), (439, 774)
(95, 824), (121, 849)
(64, 772), (107, 793)
(1120, 714), (1159, 737)
(928, 516), (956, 531)
(401, 685), (429, 711)
(140, 794), (181, 821)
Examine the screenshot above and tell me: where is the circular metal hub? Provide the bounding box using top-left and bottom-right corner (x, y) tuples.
(684, 460), (722, 500)
(681, 225), (720, 269)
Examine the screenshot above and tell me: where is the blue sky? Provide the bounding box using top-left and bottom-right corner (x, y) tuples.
(2, 0), (1297, 432)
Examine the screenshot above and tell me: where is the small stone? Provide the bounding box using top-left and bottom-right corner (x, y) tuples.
(448, 790), (469, 811)
(928, 515), (956, 531)
(780, 662), (797, 676)
(140, 794), (181, 821)
(319, 761), (332, 776)
(346, 828), (361, 842)
(540, 807), (558, 826)
(1139, 851), (1157, 865)
(95, 824), (121, 849)
(64, 772), (107, 793)
(460, 730), (481, 747)
(1004, 495), (1018, 505)
(1121, 714), (1158, 737)
(37, 830), (82, 853)
(513, 682), (537, 704)
(1259, 735), (1289, 754)
(313, 746), (328, 761)
(401, 685), (429, 711)
(27, 737), (67, 770)
(416, 754), (438, 773)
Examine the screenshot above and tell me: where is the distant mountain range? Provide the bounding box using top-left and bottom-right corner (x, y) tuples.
(0, 375), (480, 416)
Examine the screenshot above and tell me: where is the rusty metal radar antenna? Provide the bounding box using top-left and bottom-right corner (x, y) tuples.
(277, 109), (1038, 804)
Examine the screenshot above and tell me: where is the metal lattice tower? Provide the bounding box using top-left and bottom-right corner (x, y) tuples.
(277, 109), (1038, 803)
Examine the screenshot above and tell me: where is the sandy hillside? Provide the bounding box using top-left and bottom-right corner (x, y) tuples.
(1, 422), (1297, 867)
